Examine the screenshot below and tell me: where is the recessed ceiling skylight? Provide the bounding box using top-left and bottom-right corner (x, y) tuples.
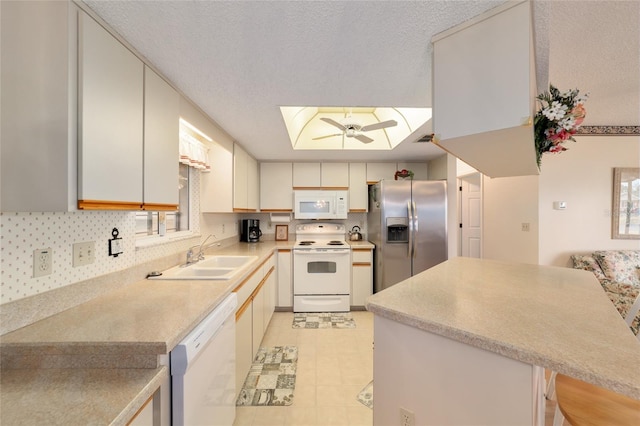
(280, 106), (432, 151)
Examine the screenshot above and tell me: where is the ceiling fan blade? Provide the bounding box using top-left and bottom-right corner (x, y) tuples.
(360, 120), (398, 132)
(354, 134), (374, 144)
(320, 117), (346, 131)
(312, 133), (342, 140)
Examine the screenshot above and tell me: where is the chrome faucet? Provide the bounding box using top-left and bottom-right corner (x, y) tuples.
(185, 234), (215, 265)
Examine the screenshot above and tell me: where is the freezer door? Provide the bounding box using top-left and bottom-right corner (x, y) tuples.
(411, 180), (448, 275)
(377, 180), (412, 292)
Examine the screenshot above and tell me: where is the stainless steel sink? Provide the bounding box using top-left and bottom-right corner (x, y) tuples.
(149, 255), (258, 280)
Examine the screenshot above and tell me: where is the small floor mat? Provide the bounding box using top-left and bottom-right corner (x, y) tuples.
(236, 346), (298, 406)
(357, 380), (373, 409)
(292, 312), (356, 329)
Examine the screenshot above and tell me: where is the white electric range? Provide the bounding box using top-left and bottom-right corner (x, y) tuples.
(292, 223), (351, 312)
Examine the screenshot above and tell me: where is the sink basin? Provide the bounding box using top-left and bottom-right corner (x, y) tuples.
(198, 256), (257, 269)
(148, 255), (258, 280)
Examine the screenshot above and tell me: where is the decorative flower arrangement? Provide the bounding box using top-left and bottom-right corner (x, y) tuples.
(394, 169), (414, 180)
(534, 85), (589, 168)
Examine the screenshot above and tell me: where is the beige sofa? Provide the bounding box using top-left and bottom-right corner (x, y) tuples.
(571, 250), (640, 335)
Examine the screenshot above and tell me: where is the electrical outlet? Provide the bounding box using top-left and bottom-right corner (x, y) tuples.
(222, 223), (226, 234)
(400, 407), (415, 426)
(73, 241), (95, 267)
(33, 248), (52, 277)
(521, 222), (530, 232)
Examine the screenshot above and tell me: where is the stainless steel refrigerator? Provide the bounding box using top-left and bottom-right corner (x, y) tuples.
(368, 179), (447, 293)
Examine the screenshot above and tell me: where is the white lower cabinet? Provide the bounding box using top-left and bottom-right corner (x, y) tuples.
(234, 254), (276, 395)
(235, 303), (253, 394)
(276, 249), (293, 308)
(351, 248), (373, 307)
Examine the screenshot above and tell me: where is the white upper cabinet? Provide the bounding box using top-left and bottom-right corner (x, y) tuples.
(247, 155), (259, 211)
(1, 0), (77, 212)
(143, 66), (179, 209)
(260, 163), (293, 211)
(293, 163), (321, 188)
(181, 98), (234, 213)
(78, 12), (144, 209)
(349, 163), (368, 212)
(432, 1), (538, 178)
(366, 163), (397, 183)
(321, 163), (349, 188)
(233, 143), (258, 211)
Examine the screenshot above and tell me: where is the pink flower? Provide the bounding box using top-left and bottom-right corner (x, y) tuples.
(571, 104), (586, 126)
(549, 144), (567, 153)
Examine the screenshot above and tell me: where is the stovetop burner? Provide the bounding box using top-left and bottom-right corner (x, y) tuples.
(298, 241), (316, 246)
(327, 241), (345, 245)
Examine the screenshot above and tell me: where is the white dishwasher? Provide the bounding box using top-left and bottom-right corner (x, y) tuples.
(171, 293), (237, 426)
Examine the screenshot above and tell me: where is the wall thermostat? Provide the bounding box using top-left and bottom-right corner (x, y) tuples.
(553, 201), (567, 210)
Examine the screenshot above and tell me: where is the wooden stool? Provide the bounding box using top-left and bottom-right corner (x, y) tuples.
(555, 373), (640, 425)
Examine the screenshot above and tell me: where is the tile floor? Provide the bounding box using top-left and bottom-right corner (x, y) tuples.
(233, 311), (565, 426)
(233, 311), (374, 426)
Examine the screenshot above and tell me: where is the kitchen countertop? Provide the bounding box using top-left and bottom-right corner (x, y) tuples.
(0, 240), (290, 425)
(366, 257), (640, 399)
(1, 366), (167, 426)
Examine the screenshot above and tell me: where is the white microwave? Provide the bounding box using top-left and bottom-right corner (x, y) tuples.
(293, 190), (348, 220)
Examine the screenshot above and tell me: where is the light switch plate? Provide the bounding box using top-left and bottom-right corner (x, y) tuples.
(73, 241), (95, 267)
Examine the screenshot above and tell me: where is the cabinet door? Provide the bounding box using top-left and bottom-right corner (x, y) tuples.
(366, 163), (397, 184)
(321, 163), (349, 188)
(247, 155), (259, 211)
(251, 289), (265, 356)
(276, 249), (293, 308)
(143, 66), (179, 208)
(78, 13), (143, 209)
(351, 249), (373, 306)
(349, 163), (368, 212)
(262, 267), (276, 330)
(1, 0), (76, 212)
(200, 139), (233, 212)
(233, 144), (248, 210)
(235, 303), (252, 394)
(260, 163), (293, 211)
(293, 163), (321, 188)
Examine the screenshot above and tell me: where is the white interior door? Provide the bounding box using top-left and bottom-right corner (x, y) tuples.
(459, 173), (482, 258)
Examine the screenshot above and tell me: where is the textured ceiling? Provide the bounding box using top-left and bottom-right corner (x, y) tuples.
(83, 0), (639, 163)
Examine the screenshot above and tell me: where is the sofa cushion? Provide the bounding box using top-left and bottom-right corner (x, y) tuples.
(604, 290), (640, 336)
(594, 250), (640, 287)
(570, 254), (607, 281)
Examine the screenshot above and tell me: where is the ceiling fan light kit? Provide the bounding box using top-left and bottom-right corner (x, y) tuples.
(316, 117), (398, 144)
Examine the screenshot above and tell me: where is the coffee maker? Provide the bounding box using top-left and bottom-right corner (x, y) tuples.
(240, 219), (262, 243)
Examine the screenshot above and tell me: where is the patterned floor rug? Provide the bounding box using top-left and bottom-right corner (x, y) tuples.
(292, 312), (356, 329)
(357, 380), (374, 409)
(236, 346), (298, 406)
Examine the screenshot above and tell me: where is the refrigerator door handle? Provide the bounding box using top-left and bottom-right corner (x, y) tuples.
(412, 201), (418, 258)
(407, 200), (414, 258)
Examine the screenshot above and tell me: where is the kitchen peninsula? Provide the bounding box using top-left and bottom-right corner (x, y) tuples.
(366, 257), (640, 425)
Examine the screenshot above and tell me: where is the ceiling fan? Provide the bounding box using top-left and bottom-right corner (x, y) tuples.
(313, 117), (398, 144)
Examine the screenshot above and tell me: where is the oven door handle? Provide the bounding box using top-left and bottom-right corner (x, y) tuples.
(294, 249), (351, 255)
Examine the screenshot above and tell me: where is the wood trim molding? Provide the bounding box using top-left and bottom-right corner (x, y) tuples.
(233, 208), (257, 213)
(141, 203), (178, 211)
(236, 296), (252, 320)
(260, 209), (293, 212)
(78, 200), (142, 210)
(352, 262), (372, 266)
(352, 248), (372, 252)
(277, 249), (292, 253)
(349, 209), (367, 213)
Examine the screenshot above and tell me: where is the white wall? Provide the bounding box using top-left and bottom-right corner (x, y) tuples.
(483, 174), (539, 264)
(538, 136), (640, 267)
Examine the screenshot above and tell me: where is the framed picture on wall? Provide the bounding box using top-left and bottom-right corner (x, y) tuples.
(275, 225), (288, 241)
